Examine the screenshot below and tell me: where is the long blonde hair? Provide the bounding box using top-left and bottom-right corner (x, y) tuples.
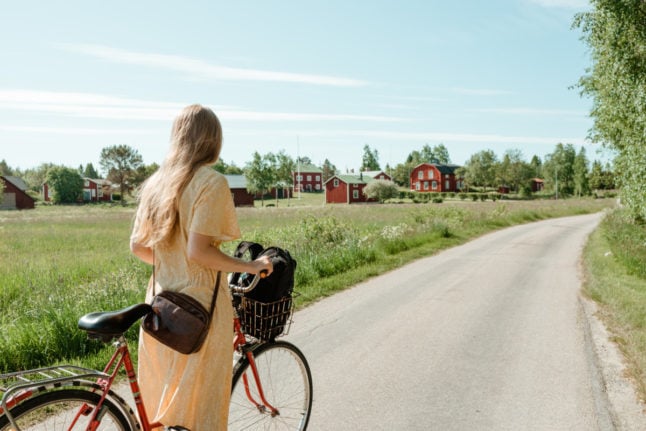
(135, 104), (222, 247)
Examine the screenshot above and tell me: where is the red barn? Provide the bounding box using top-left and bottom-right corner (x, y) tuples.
(224, 175), (255, 207)
(325, 174), (378, 204)
(410, 163), (463, 193)
(1, 176), (35, 210)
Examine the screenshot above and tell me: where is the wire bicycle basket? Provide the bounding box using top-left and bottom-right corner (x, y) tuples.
(237, 296), (294, 341)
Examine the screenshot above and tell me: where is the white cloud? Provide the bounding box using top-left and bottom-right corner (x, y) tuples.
(230, 128), (587, 146)
(527, 0), (589, 9)
(58, 43), (369, 87)
(471, 107), (586, 117)
(0, 125), (155, 135)
(450, 87), (513, 96)
(0, 90), (400, 123)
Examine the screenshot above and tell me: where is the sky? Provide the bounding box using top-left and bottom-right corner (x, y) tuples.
(0, 0), (609, 175)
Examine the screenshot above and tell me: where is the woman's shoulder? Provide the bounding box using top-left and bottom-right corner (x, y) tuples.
(192, 165), (228, 189)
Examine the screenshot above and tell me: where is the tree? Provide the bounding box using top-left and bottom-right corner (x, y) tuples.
(421, 143), (451, 164)
(214, 159), (244, 175)
(19, 163), (56, 193)
(573, 147), (590, 197)
(321, 159), (337, 183)
(543, 143), (576, 197)
(574, 0), (646, 220)
(528, 155), (543, 179)
(274, 151), (295, 204)
(130, 163), (159, 191)
(361, 145), (380, 171)
(0, 159), (13, 176)
(296, 156), (312, 166)
(463, 150), (498, 192)
(363, 179), (399, 203)
(244, 152), (276, 207)
(588, 160), (615, 191)
(46, 167), (83, 204)
(83, 163), (99, 179)
(99, 145), (143, 201)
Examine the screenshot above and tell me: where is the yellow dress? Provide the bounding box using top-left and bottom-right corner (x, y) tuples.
(131, 166), (240, 430)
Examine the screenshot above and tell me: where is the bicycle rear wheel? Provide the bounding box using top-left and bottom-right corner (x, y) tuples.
(0, 388), (135, 430)
(229, 341), (312, 430)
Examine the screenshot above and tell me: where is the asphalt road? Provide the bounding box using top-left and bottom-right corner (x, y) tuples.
(285, 213), (645, 430)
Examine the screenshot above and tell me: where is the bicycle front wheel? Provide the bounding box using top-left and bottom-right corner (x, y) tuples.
(0, 388), (135, 430)
(229, 341), (313, 430)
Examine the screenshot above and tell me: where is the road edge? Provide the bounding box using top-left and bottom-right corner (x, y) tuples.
(580, 295), (646, 430)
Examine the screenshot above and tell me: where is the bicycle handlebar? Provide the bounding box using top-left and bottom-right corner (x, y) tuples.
(229, 269), (268, 294)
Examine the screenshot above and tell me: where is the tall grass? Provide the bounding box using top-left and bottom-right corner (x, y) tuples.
(0, 198), (613, 372)
(582, 208), (646, 401)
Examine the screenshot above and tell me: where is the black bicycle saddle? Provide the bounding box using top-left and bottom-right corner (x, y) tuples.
(78, 303), (152, 341)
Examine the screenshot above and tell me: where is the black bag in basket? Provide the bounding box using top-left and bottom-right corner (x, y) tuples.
(230, 242), (297, 340)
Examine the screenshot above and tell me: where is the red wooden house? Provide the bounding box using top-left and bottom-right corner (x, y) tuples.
(42, 178), (113, 203)
(1, 176), (35, 210)
(531, 178), (544, 192)
(224, 175), (255, 207)
(293, 164), (323, 192)
(410, 163), (463, 193)
(82, 178), (112, 202)
(325, 173), (378, 204)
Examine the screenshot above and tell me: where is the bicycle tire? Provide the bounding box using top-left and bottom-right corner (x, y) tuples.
(228, 341), (313, 430)
(0, 388), (136, 430)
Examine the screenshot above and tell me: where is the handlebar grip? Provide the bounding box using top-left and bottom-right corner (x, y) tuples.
(259, 269), (269, 278)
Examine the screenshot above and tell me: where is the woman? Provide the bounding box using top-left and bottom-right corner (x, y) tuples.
(130, 104), (272, 430)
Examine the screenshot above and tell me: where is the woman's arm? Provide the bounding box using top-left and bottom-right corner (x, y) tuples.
(130, 241), (154, 265)
(187, 231), (273, 275)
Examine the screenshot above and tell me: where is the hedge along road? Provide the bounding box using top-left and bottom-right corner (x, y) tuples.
(287, 213), (646, 430)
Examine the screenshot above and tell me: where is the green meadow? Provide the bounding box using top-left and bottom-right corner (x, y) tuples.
(0, 197), (615, 373)
(582, 208), (646, 402)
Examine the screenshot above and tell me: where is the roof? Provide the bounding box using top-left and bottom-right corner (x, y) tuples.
(361, 170), (390, 179)
(2, 176), (28, 191)
(86, 178), (112, 186)
(413, 163), (461, 174)
(325, 174), (371, 185)
(224, 174), (247, 189)
(295, 164), (323, 173)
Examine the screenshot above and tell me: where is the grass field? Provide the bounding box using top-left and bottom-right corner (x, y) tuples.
(0, 196), (616, 373)
(582, 208), (646, 403)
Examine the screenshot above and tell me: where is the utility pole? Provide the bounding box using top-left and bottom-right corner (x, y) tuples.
(296, 136), (301, 200)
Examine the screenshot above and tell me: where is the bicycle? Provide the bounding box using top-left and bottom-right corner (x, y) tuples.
(0, 272), (313, 430)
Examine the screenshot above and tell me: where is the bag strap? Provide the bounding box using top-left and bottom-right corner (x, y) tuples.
(152, 248), (219, 316)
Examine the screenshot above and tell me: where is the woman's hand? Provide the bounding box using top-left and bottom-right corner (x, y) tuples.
(252, 255), (273, 277)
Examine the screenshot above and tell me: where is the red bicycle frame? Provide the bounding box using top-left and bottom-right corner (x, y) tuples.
(79, 315), (275, 430)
